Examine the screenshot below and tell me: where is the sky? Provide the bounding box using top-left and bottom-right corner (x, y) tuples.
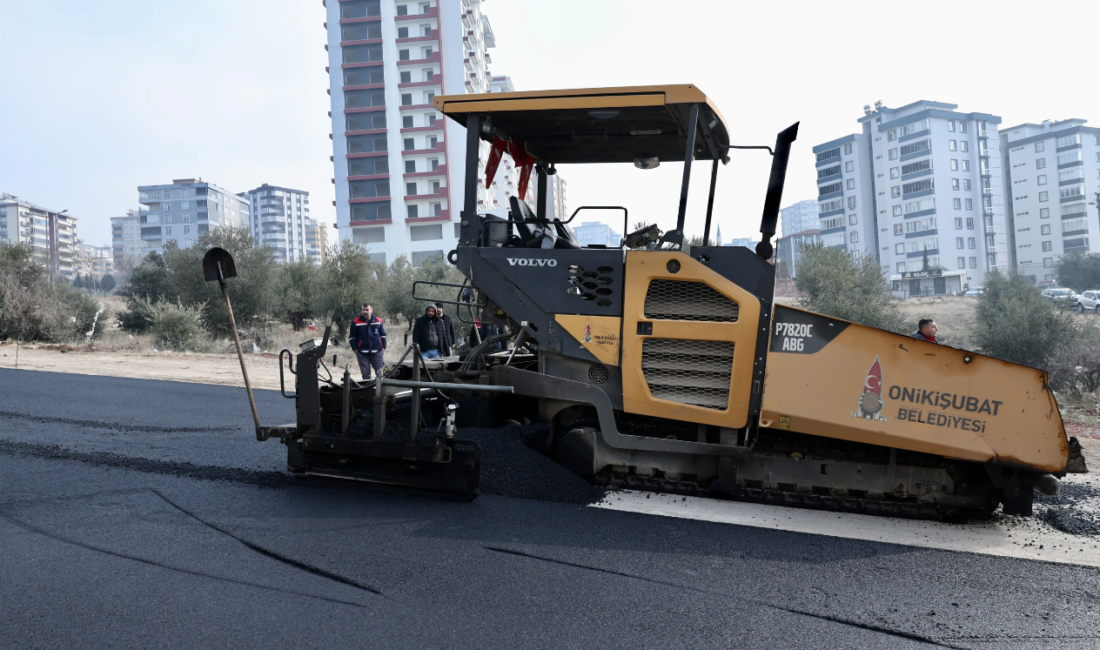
(2, 0), (1099, 248)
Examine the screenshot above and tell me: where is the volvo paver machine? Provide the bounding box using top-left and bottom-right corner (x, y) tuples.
(258, 85), (1067, 517)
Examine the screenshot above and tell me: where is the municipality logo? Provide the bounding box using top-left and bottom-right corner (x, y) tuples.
(851, 356), (888, 422)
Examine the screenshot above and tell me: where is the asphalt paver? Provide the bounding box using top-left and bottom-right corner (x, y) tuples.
(4, 369), (1100, 648)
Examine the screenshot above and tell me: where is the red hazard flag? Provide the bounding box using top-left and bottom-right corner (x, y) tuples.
(509, 140), (535, 200)
(484, 135), (508, 188)
(864, 356), (882, 395)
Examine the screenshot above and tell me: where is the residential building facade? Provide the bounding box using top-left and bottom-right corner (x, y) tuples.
(0, 193), (78, 279)
(813, 101), (1007, 296)
(305, 218), (330, 265)
(1000, 119), (1100, 284)
(326, 0), (499, 266)
(779, 200), (818, 238)
(572, 221), (622, 248)
(775, 228), (820, 279)
(137, 179), (249, 254)
(75, 240), (114, 278)
(111, 210), (144, 271)
(241, 184), (312, 263)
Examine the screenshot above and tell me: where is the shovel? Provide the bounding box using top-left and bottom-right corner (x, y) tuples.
(203, 247), (260, 431)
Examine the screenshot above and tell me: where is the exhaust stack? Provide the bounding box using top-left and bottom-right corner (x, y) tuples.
(755, 122), (800, 261)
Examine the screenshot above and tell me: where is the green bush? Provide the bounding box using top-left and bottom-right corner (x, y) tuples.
(1056, 252), (1100, 292)
(150, 299), (206, 351)
(0, 243), (99, 342)
(794, 241), (908, 333)
(973, 269), (1074, 369)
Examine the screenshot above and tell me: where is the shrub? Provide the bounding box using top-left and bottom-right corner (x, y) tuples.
(0, 243), (99, 342)
(118, 295), (158, 332)
(973, 269), (1074, 369)
(150, 299), (206, 351)
(1056, 252), (1100, 292)
(794, 241), (908, 333)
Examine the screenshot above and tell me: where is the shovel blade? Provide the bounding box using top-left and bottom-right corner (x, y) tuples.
(203, 247), (237, 282)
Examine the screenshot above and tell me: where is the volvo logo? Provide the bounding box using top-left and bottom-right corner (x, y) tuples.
(506, 258), (557, 267)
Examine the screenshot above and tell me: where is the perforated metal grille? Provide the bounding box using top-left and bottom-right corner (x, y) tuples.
(644, 280), (739, 322)
(641, 339), (733, 409)
(588, 364), (609, 384)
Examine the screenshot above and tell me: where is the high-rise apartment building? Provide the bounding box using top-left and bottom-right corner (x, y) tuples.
(779, 200), (818, 238)
(111, 210), (145, 274)
(572, 221), (622, 248)
(775, 228), (820, 279)
(75, 240), (114, 278)
(241, 184), (312, 263)
(1000, 120), (1100, 284)
(326, 0), (498, 265)
(0, 193), (78, 279)
(813, 101), (1007, 296)
(305, 218), (329, 265)
(137, 179), (249, 254)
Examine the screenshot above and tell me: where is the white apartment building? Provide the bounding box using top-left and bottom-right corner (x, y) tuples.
(327, 0), (498, 265)
(305, 218), (329, 265)
(75, 240), (113, 278)
(241, 184), (312, 264)
(811, 132), (877, 256)
(572, 221), (622, 248)
(779, 200), (818, 238)
(0, 193), (78, 279)
(137, 179), (249, 254)
(813, 101), (1007, 296)
(1000, 119), (1100, 284)
(111, 210), (144, 270)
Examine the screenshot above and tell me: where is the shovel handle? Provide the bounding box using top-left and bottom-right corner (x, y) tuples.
(222, 286), (261, 430)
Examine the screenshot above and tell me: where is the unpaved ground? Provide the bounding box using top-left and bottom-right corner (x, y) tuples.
(0, 341), (414, 392)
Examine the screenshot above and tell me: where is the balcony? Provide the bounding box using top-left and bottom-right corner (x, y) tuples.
(339, 15), (382, 26)
(400, 124), (443, 134)
(344, 127), (387, 137)
(404, 165), (447, 178)
(396, 28), (439, 44)
(396, 51), (441, 67)
(342, 82), (385, 92)
(406, 209), (451, 223)
(403, 144), (445, 155)
(397, 79), (442, 89)
(341, 60), (385, 70)
(395, 6), (438, 22)
(349, 196), (392, 204)
(464, 50), (480, 71)
(399, 103), (435, 112)
(404, 191), (447, 201)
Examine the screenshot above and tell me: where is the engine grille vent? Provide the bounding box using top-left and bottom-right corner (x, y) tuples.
(641, 339), (733, 410)
(644, 280), (739, 322)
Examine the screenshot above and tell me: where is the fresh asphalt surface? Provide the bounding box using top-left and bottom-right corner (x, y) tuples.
(2, 369), (1100, 649)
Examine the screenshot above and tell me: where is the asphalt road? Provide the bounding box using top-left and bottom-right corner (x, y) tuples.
(3, 369), (1100, 649)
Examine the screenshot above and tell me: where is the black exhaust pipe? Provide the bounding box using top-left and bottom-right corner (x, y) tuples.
(755, 122), (799, 261)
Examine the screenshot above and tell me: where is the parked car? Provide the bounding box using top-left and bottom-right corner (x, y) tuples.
(963, 287), (984, 297)
(1044, 287), (1077, 307)
(1076, 290), (1100, 313)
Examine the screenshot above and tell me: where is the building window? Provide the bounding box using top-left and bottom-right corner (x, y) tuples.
(888, 130), (897, 141)
(846, 178), (855, 190)
(967, 237), (975, 249)
(892, 205), (903, 217)
(949, 140), (957, 151)
(897, 262), (906, 273)
(950, 159), (958, 171)
(401, 93), (413, 106)
(406, 182), (418, 196)
(1040, 207), (1050, 218)
(1039, 191), (1048, 202)
(965, 199), (973, 210)
(1035, 141), (1045, 153)
(888, 149), (898, 160)
(953, 198), (962, 210)
(893, 224), (903, 235)
(1042, 241), (1053, 252)
(847, 196), (856, 210)
(890, 167), (899, 179)
(955, 218), (963, 229)
(399, 49), (410, 61)
(405, 161), (416, 173)
(403, 138), (415, 150)
(895, 243), (905, 254)
(397, 26), (409, 38)
(960, 141), (968, 152)
(952, 179), (960, 190)
(891, 186), (900, 198)
(850, 231), (859, 244)
(403, 115), (414, 128)
(963, 180), (971, 191)
(400, 71), (412, 84)
(424, 69), (434, 81)
(948, 121), (956, 132)
(962, 160), (970, 172)
(966, 218), (974, 229)
(1043, 257), (1053, 268)
(848, 214), (858, 225)
(407, 204), (419, 218)
(844, 143), (853, 154)
(970, 257), (978, 268)
(410, 224), (443, 241)
(1036, 158), (1046, 169)
(845, 161), (854, 172)
(1037, 174), (1047, 186)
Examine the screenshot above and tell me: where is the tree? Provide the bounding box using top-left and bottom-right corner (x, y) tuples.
(313, 239), (384, 332)
(275, 259), (318, 330)
(121, 251), (170, 302)
(0, 243), (99, 342)
(973, 269), (1074, 369)
(794, 241), (909, 333)
(1056, 252), (1100, 292)
(100, 274), (116, 293)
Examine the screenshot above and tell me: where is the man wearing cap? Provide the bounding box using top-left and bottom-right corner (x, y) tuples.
(348, 302), (387, 380)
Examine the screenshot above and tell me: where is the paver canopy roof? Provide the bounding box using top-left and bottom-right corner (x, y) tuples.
(434, 84), (730, 165)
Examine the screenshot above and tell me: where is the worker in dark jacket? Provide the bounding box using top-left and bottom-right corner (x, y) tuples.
(348, 303), (387, 380)
(413, 304), (450, 359)
(911, 318), (938, 343)
(435, 302), (456, 354)
(469, 321), (503, 352)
